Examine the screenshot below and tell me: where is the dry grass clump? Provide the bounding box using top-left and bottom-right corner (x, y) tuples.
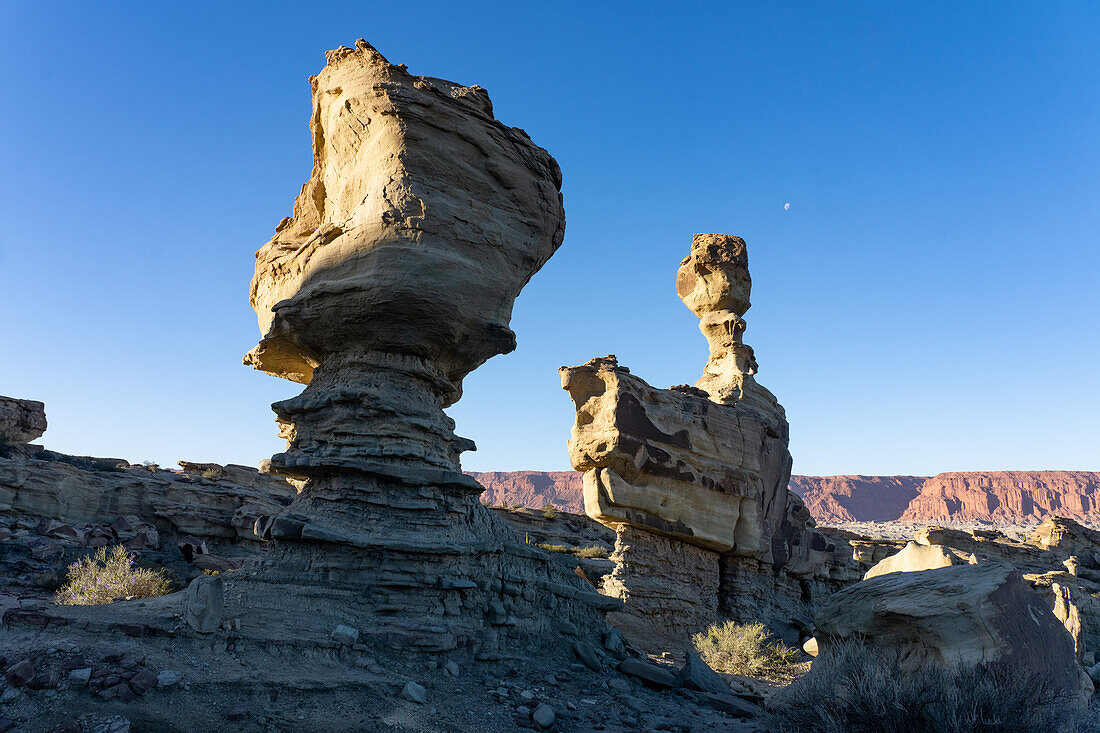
(56, 546), (173, 605)
(537, 543), (570, 554)
(573, 545), (609, 558)
(765, 640), (1094, 733)
(541, 504), (558, 519)
(692, 621), (799, 679)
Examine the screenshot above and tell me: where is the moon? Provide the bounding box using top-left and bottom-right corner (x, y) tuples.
(784, 202), (791, 211)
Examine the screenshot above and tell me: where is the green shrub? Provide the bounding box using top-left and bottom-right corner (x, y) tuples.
(56, 546), (173, 605)
(765, 640), (1095, 733)
(692, 620), (799, 679)
(541, 504), (558, 520)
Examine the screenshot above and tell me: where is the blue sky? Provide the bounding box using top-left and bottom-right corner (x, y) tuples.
(1, 2), (1097, 476)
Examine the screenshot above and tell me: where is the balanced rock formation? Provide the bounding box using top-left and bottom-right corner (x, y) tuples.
(561, 234), (855, 645)
(237, 39), (614, 656)
(813, 562), (1092, 702)
(0, 396), (47, 444)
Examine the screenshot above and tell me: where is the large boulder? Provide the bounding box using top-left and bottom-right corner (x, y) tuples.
(0, 396), (46, 444)
(815, 561), (1092, 701)
(863, 540), (968, 579)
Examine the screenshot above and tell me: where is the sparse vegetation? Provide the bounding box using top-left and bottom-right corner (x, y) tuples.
(541, 504), (558, 520)
(692, 620), (799, 679)
(56, 546), (173, 605)
(765, 640), (1095, 733)
(535, 543), (610, 559)
(201, 468), (221, 479)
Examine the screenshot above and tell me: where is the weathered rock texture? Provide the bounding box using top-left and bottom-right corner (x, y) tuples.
(788, 475), (925, 523)
(900, 471), (1100, 523)
(814, 562), (1092, 702)
(561, 235), (855, 646)
(236, 39), (614, 656)
(0, 396), (47, 444)
(0, 444), (295, 541)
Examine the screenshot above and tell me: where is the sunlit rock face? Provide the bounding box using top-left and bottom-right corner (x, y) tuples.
(246, 39), (566, 482)
(561, 234), (853, 646)
(236, 40), (613, 655)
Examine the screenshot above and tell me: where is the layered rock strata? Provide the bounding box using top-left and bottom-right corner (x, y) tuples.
(901, 471), (1100, 523)
(235, 39), (614, 656)
(561, 234), (856, 645)
(0, 395), (47, 444)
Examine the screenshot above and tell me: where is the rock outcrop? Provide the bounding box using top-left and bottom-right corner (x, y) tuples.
(862, 540), (968, 579)
(236, 39), (614, 656)
(0, 444), (296, 542)
(813, 562), (1092, 702)
(561, 234), (856, 645)
(0, 396), (47, 444)
(900, 471), (1100, 523)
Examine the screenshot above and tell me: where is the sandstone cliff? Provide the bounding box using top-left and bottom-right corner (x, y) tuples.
(788, 475), (926, 523)
(468, 470), (584, 513)
(899, 471), (1100, 523)
(473, 470), (1100, 525)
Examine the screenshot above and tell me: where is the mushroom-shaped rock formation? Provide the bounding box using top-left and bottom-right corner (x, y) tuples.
(561, 234), (856, 645)
(235, 39), (615, 655)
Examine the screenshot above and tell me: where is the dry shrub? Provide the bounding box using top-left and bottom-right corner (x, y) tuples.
(765, 640), (1095, 733)
(541, 504), (558, 519)
(574, 546), (609, 559)
(537, 543), (570, 554)
(693, 620), (799, 679)
(56, 546), (173, 605)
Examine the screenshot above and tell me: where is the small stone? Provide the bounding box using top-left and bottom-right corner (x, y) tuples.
(69, 668), (92, 685)
(401, 681), (427, 704)
(802, 637), (818, 656)
(444, 660), (459, 678)
(1088, 661), (1100, 685)
(618, 658), (676, 689)
(100, 682), (136, 702)
(603, 628), (625, 658)
(3, 659), (34, 687)
(182, 574), (223, 633)
(157, 669), (183, 687)
(566, 702), (577, 711)
(558, 621), (578, 637)
(331, 624), (359, 645)
(532, 703), (555, 729)
(226, 702), (248, 721)
(572, 641), (602, 672)
(675, 650), (728, 695)
(129, 669), (157, 695)
(700, 692), (763, 717)
(520, 689), (535, 701)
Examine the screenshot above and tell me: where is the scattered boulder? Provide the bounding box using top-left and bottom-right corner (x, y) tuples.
(331, 624), (359, 645)
(400, 681), (427, 704)
(572, 641), (601, 672)
(182, 574), (224, 633)
(532, 702), (555, 729)
(675, 650), (729, 695)
(156, 670), (182, 687)
(618, 658), (676, 689)
(816, 561), (1092, 702)
(863, 540), (968, 579)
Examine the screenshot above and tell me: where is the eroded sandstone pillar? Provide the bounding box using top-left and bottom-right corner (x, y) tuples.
(235, 39), (614, 655)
